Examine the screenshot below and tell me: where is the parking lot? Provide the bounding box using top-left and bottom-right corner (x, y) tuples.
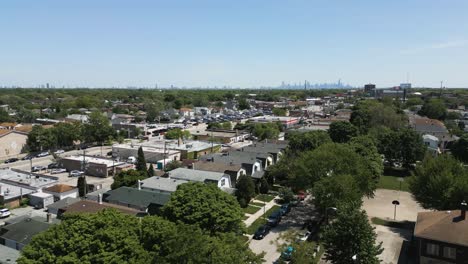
(0, 146), (115, 189)
(249, 200), (320, 263)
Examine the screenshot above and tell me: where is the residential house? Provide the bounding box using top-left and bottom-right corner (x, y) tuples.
(140, 176), (188, 194)
(179, 108), (194, 117)
(57, 199), (141, 217)
(238, 142), (286, 163)
(0, 130), (28, 159)
(410, 115), (453, 150)
(103, 186), (171, 215)
(200, 153), (263, 178)
(423, 134), (440, 156)
(43, 184), (78, 202)
(65, 114), (89, 123)
(414, 204), (468, 263)
(0, 215), (56, 250)
(191, 161), (245, 186)
(111, 114), (135, 125)
(46, 197), (80, 215)
(167, 168), (233, 189)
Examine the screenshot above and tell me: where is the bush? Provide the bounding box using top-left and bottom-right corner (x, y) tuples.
(259, 177), (269, 194)
(279, 187), (295, 203)
(238, 198), (248, 208)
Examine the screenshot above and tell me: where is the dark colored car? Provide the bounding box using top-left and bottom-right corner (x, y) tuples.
(21, 154), (34, 160)
(280, 203), (291, 216)
(267, 210), (282, 227)
(253, 225), (270, 240)
(4, 158), (19, 164)
(48, 163), (59, 169)
(107, 151), (113, 156)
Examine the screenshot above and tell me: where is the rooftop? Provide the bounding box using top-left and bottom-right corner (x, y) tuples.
(192, 161), (242, 173)
(104, 186), (171, 208)
(61, 200), (141, 215)
(140, 176), (188, 193)
(141, 140), (219, 152)
(43, 184), (77, 194)
(63, 155), (125, 167)
(47, 197), (80, 211)
(0, 169), (58, 188)
(0, 217), (55, 246)
(414, 210), (468, 247)
(168, 168), (227, 183)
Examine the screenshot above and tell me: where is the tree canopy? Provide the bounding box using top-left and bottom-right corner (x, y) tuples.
(162, 182), (244, 235)
(409, 155), (468, 210)
(18, 210), (262, 264)
(164, 128), (191, 140)
(350, 100), (406, 133)
(418, 99), (447, 120)
(451, 134), (468, 163)
(322, 205), (383, 264)
(286, 130), (331, 155)
(235, 175), (256, 207)
(328, 121), (358, 143)
(111, 169), (148, 190)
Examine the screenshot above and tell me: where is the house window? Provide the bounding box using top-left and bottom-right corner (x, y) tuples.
(220, 179), (226, 186)
(426, 243), (439, 256)
(443, 246), (456, 259)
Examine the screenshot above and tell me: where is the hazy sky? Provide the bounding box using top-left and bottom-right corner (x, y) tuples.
(1, 0), (468, 88)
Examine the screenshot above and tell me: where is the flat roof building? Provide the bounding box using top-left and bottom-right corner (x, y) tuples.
(59, 155), (126, 178)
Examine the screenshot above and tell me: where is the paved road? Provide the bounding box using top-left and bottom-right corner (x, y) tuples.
(249, 201), (320, 263)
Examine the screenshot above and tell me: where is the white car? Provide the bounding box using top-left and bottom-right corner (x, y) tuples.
(54, 150), (65, 154)
(51, 168), (67, 174)
(298, 231), (311, 242)
(70, 170), (84, 177)
(36, 152), (49, 157)
(0, 208), (11, 218)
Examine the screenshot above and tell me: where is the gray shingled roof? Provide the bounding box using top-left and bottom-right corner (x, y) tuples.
(200, 153), (261, 166)
(47, 197), (80, 211)
(104, 186), (171, 207)
(0, 218), (54, 246)
(140, 176), (188, 192)
(168, 168), (226, 183)
(192, 161), (242, 174)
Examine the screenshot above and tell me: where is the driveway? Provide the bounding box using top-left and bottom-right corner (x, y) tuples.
(374, 224), (413, 264)
(363, 189), (427, 222)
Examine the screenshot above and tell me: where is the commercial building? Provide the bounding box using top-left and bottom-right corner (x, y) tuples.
(59, 155), (126, 178)
(249, 116), (299, 129)
(192, 129), (249, 144)
(112, 144), (180, 164)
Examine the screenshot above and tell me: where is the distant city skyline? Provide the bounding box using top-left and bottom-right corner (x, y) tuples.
(1, 0), (468, 88)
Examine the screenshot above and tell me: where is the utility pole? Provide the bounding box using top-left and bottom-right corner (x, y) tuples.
(163, 141), (167, 170)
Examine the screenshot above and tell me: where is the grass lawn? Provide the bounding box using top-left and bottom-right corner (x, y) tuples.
(246, 205), (280, 234)
(377, 175), (411, 192)
(242, 215), (249, 221)
(250, 202), (265, 207)
(255, 194), (275, 203)
(371, 217), (415, 230)
(243, 205), (261, 215)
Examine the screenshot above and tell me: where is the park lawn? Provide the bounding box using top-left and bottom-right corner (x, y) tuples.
(246, 205), (280, 234)
(243, 205), (261, 215)
(250, 202), (265, 207)
(377, 175), (411, 192)
(255, 194), (275, 203)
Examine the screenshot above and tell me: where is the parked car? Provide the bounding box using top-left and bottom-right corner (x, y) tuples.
(253, 225), (270, 240)
(296, 190), (307, 201)
(51, 168), (67, 174)
(267, 210), (282, 227)
(70, 170), (84, 177)
(36, 151), (49, 158)
(31, 166), (47, 172)
(280, 203), (291, 216)
(0, 208), (11, 218)
(47, 163), (59, 169)
(4, 158), (19, 164)
(21, 154), (34, 160)
(281, 246), (294, 261)
(54, 149), (65, 154)
(106, 151), (113, 156)
(127, 156), (137, 164)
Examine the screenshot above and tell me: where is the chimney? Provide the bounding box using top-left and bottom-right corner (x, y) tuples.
(461, 201), (467, 220)
(137, 180), (142, 190)
(178, 137), (183, 147)
(46, 213), (51, 223)
(98, 194), (103, 204)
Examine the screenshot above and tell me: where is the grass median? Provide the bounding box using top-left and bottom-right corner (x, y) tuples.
(243, 205), (262, 215)
(255, 194), (275, 203)
(246, 205), (280, 234)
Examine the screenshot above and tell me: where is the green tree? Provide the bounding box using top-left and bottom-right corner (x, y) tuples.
(328, 121), (358, 143)
(53, 122), (83, 148)
(235, 175), (256, 207)
(278, 187), (295, 203)
(289, 143), (376, 196)
(451, 134), (468, 163)
(164, 160), (182, 172)
(312, 174), (362, 213)
(322, 205), (383, 264)
(0, 108), (12, 122)
(272, 108), (287, 116)
(287, 131), (331, 155)
(418, 99), (447, 120)
(252, 123), (280, 140)
(26, 125), (56, 152)
(111, 169), (147, 190)
(162, 182), (244, 234)
(349, 135), (383, 180)
(238, 98), (250, 110)
(259, 177), (269, 194)
(148, 164), (155, 176)
(77, 175), (88, 197)
(350, 100), (406, 133)
(83, 112), (114, 145)
(164, 128), (191, 140)
(409, 155), (468, 210)
(136, 146), (147, 174)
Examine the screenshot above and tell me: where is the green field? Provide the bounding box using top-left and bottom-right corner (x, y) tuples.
(255, 194), (275, 203)
(243, 205), (261, 215)
(377, 175), (411, 192)
(246, 205), (280, 234)
(250, 202), (265, 207)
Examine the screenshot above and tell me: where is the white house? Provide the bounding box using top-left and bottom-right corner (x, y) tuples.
(43, 184), (79, 202)
(168, 168), (233, 189)
(423, 134), (440, 156)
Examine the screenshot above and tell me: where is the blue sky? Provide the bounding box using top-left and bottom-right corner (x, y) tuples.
(1, 0), (468, 88)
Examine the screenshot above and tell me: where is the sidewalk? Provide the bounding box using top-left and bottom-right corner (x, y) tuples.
(244, 196), (279, 227)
